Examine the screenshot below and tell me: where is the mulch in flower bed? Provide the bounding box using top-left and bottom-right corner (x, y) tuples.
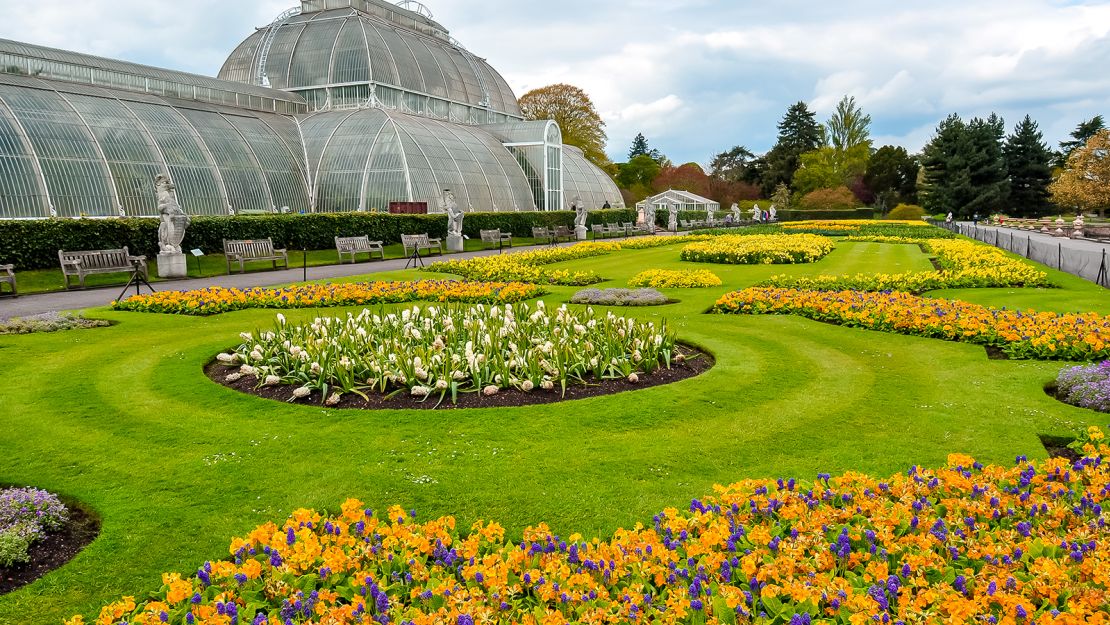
(206, 344), (714, 410)
(0, 503), (100, 595)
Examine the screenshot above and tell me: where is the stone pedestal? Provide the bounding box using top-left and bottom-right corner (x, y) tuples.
(157, 252), (187, 279)
(447, 234), (464, 253)
(575, 225), (587, 241)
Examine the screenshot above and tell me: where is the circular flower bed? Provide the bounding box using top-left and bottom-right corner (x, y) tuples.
(628, 269), (722, 289)
(681, 234), (834, 265)
(214, 302), (704, 407)
(570, 288), (672, 306)
(1, 487), (99, 596)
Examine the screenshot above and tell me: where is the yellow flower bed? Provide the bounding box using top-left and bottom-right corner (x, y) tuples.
(628, 269), (723, 288)
(681, 234), (835, 264)
(70, 433), (1110, 625)
(784, 219), (931, 228)
(714, 287), (1109, 359)
(620, 234), (714, 249)
(766, 239), (1048, 292)
(112, 280), (545, 316)
(425, 242), (620, 284)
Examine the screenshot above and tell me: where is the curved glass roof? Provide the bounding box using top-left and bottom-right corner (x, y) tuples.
(562, 146), (624, 210)
(300, 107), (536, 212)
(218, 8), (521, 119)
(0, 75), (309, 218)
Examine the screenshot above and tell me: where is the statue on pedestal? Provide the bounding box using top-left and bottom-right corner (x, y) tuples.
(667, 202), (678, 231)
(731, 203), (741, 222)
(769, 205), (777, 222)
(441, 189), (465, 251)
(155, 174), (190, 278)
(573, 197), (588, 240)
(156, 175), (189, 254)
(751, 203), (761, 223)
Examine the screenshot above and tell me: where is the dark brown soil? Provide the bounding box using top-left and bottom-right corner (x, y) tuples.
(1039, 434), (1081, 462)
(929, 257), (943, 270)
(206, 344), (714, 410)
(984, 345), (1010, 360)
(0, 504), (100, 595)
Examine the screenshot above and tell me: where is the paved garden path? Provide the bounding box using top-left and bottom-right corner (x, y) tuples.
(0, 240), (590, 320)
(951, 221), (1110, 288)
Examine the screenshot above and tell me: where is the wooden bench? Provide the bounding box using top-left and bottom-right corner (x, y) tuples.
(58, 247), (147, 290)
(335, 236), (384, 264)
(552, 225), (575, 242)
(532, 226), (553, 240)
(223, 238), (288, 274)
(479, 229), (512, 252)
(0, 264), (15, 296)
(401, 234), (443, 258)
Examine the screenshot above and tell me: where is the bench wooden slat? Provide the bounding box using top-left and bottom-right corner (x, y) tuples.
(58, 247), (146, 289)
(223, 238), (288, 274)
(335, 236), (385, 263)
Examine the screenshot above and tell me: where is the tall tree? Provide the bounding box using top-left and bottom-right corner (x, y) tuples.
(1058, 115), (1105, 162)
(519, 84), (609, 167)
(864, 145), (919, 212)
(921, 113), (1010, 218)
(824, 95), (872, 152)
(1003, 115), (1054, 217)
(759, 101), (823, 195)
(1051, 129), (1110, 218)
(709, 145), (756, 182)
(921, 114), (973, 217)
(628, 133), (650, 160)
(792, 144), (870, 196)
(616, 154), (661, 190)
(964, 114), (1010, 216)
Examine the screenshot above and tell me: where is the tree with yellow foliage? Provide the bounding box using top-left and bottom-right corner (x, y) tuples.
(1050, 129), (1110, 217)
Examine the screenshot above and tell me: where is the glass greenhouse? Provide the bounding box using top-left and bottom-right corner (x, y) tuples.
(636, 189), (720, 217)
(0, 0), (622, 219)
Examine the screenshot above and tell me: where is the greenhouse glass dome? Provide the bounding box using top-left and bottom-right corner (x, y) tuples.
(0, 0), (622, 219)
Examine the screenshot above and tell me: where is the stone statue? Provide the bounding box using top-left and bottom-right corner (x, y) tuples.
(731, 203), (741, 222)
(706, 205), (715, 224)
(156, 174), (190, 254)
(643, 203), (656, 231)
(751, 203), (761, 223)
(573, 197), (588, 240)
(667, 202), (678, 231)
(441, 189), (463, 238)
(441, 189), (464, 251)
(769, 205), (777, 222)
(573, 198), (587, 228)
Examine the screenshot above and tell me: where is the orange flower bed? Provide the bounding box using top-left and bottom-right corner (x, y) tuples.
(69, 430), (1110, 625)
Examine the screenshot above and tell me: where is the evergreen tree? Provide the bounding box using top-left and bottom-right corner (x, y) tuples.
(628, 133), (650, 160)
(921, 114), (972, 217)
(709, 145), (756, 182)
(1059, 115), (1105, 158)
(760, 102), (823, 195)
(1003, 115), (1054, 217)
(963, 114), (1010, 216)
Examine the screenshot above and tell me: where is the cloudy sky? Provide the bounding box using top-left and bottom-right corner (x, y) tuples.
(3, 0), (1108, 165)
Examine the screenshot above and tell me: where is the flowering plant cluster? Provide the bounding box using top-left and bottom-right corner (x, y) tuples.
(681, 234), (835, 265)
(714, 287), (1110, 360)
(220, 301), (678, 405)
(628, 269), (723, 289)
(113, 281), (544, 316)
(0, 312), (110, 335)
(620, 235), (715, 249)
(1055, 361), (1110, 412)
(424, 243), (621, 285)
(780, 221), (953, 240)
(71, 434), (1110, 625)
(570, 288), (670, 306)
(764, 240), (1048, 293)
(0, 487), (68, 568)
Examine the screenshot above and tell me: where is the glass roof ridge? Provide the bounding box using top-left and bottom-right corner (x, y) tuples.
(0, 38), (306, 108)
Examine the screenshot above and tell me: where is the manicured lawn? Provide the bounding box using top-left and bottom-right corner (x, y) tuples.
(0, 238), (1105, 624)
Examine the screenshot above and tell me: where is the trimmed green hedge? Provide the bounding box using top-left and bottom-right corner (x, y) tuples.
(0, 210), (638, 270)
(776, 208), (875, 221)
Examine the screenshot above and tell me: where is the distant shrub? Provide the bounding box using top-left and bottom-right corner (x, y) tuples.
(570, 288), (670, 306)
(798, 186), (862, 212)
(0, 312), (110, 335)
(886, 204), (926, 221)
